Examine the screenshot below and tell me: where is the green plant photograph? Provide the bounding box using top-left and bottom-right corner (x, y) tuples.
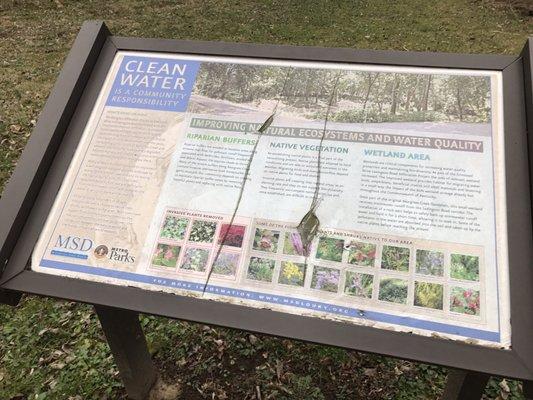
(212, 252), (240, 276)
(378, 278), (408, 304)
(180, 248), (210, 272)
(311, 266), (340, 293)
(247, 257), (275, 282)
(278, 261), (306, 286)
(283, 232), (307, 256)
(344, 271), (374, 298)
(416, 249), (444, 276)
(160, 215), (189, 241)
(347, 241), (376, 267)
(450, 253), (480, 281)
(253, 228), (280, 253)
(152, 243), (181, 268)
(381, 245), (410, 272)
(450, 287), (481, 316)
(188, 220), (217, 243)
(414, 282), (444, 310)
(315, 237), (344, 262)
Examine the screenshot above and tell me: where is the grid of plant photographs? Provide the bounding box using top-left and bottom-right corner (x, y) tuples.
(242, 222), (483, 319)
(151, 211), (248, 280)
(152, 215), (483, 319)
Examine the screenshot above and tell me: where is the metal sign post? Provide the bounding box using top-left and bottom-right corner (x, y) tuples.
(94, 305), (157, 399)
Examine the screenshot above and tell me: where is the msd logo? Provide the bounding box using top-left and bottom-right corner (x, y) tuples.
(51, 235), (93, 260)
(55, 235), (93, 251)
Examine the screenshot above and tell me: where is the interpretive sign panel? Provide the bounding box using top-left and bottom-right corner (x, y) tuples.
(31, 51), (511, 347)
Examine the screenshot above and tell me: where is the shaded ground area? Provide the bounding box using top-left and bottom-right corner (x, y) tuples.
(0, 1), (532, 399)
(494, 0), (533, 16)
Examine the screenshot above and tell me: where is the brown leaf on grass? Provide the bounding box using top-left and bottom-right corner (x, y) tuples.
(50, 361), (65, 370)
(9, 124), (21, 133)
(61, 343), (72, 353)
(282, 339), (293, 350)
(499, 379), (510, 393)
(275, 359), (283, 380)
(320, 356), (333, 366)
(218, 391), (228, 400)
(51, 350), (64, 359)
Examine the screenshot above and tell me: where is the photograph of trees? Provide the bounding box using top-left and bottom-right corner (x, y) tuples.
(192, 63), (491, 125)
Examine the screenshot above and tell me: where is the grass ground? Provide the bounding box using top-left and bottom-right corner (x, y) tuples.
(0, 1), (531, 399)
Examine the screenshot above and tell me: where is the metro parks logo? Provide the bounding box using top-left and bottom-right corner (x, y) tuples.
(51, 234), (135, 264)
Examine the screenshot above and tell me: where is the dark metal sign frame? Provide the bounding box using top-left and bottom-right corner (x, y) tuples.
(1, 20), (533, 385)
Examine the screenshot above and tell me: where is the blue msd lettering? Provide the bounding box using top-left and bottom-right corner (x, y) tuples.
(55, 235), (93, 251)
(52, 235), (93, 260)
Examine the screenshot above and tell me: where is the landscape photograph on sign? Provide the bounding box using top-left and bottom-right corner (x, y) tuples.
(31, 51), (510, 348)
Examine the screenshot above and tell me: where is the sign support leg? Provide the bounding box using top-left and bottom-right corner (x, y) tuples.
(0, 289), (21, 306)
(94, 305), (157, 400)
(524, 380), (533, 400)
(441, 369), (490, 400)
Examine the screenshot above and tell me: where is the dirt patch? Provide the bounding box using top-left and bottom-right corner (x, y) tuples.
(149, 376), (182, 400)
(491, 0), (533, 16)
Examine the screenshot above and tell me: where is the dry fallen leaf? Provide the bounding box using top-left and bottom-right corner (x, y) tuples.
(275, 359), (283, 380)
(499, 379), (510, 392)
(50, 361), (65, 370)
(9, 124), (21, 133)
